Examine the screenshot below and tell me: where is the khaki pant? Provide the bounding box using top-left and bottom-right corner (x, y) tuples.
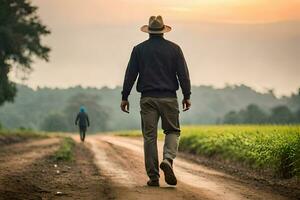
(140, 97), (180, 180)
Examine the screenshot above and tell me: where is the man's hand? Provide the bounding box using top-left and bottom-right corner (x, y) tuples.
(120, 100), (130, 113)
(182, 99), (191, 111)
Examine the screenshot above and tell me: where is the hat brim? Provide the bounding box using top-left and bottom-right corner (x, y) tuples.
(140, 25), (172, 34)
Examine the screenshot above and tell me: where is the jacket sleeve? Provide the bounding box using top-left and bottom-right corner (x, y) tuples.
(121, 47), (139, 101)
(176, 46), (191, 99)
(86, 114), (90, 126)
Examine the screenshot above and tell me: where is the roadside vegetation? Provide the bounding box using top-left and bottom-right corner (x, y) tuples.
(116, 130), (143, 137)
(179, 126), (300, 178)
(0, 129), (75, 162)
(118, 125), (300, 178)
(54, 137), (75, 161)
(0, 129), (48, 139)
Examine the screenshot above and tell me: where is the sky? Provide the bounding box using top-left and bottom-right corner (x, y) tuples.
(10, 0), (300, 96)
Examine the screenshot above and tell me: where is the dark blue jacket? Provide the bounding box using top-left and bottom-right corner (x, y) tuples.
(122, 35), (191, 101)
(75, 112), (90, 127)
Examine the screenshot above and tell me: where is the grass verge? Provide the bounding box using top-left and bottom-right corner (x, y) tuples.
(0, 129), (48, 139)
(179, 125), (300, 178)
(117, 125), (300, 178)
(116, 130), (164, 140)
(54, 137), (75, 161)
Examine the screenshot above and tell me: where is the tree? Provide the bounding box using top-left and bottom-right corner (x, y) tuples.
(65, 93), (110, 132)
(0, 0), (50, 105)
(41, 113), (68, 132)
(269, 105), (295, 124)
(241, 104), (268, 124)
(223, 111), (240, 124)
(287, 88), (300, 111)
(295, 109), (300, 123)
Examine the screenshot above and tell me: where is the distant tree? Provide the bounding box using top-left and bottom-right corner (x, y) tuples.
(287, 88), (300, 111)
(223, 111), (240, 124)
(0, 0), (50, 105)
(0, 121), (2, 130)
(18, 126), (33, 131)
(267, 89), (275, 97)
(65, 93), (110, 132)
(241, 104), (268, 124)
(215, 117), (222, 124)
(295, 109), (300, 123)
(41, 113), (68, 132)
(269, 105), (295, 124)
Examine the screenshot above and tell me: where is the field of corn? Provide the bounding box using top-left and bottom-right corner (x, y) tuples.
(118, 125), (300, 178)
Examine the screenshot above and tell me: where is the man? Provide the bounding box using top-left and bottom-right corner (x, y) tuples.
(120, 16), (191, 187)
(75, 106), (90, 142)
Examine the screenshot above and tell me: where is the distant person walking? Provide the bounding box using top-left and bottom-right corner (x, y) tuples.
(121, 16), (191, 187)
(75, 106), (90, 142)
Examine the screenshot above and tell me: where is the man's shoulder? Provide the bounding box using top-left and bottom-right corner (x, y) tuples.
(135, 40), (149, 48)
(165, 39), (181, 50)
(135, 39), (180, 49)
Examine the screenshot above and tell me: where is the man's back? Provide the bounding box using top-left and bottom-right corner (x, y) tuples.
(136, 36), (180, 94)
(76, 112), (89, 127)
(122, 35), (191, 101)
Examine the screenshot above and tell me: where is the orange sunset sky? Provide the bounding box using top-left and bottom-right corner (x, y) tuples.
(11, 0), (300, 96)
(36, 0), (300, 23)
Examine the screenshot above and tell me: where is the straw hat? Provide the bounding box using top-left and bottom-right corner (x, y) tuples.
(141, 16), (171, 34)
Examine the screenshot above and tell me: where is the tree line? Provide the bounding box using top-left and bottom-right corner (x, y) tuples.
(223, 104), (300, 124)
(0, 85), (299, 132)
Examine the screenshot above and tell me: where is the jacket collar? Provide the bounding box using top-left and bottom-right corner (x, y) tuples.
(149, 34), (164, 40)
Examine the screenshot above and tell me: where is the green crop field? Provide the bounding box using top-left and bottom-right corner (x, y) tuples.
(117, 125), (300, 178)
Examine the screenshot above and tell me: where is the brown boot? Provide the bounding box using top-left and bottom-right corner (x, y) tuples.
(160, 159), (177, 186)
(147, 179), (159, 187)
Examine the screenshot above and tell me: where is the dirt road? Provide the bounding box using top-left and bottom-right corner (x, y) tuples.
(81, 135), (294, 200)
(0, 134), (297, 200)
(0, 137), (110, 200)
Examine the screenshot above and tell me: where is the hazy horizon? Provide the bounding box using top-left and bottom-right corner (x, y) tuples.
(9, 0), (300, 96)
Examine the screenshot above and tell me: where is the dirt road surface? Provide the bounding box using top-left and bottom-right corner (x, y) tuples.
(0, 135), (297, 200)
(79, 134), (294, 200)
(0, 137), (110, 200)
